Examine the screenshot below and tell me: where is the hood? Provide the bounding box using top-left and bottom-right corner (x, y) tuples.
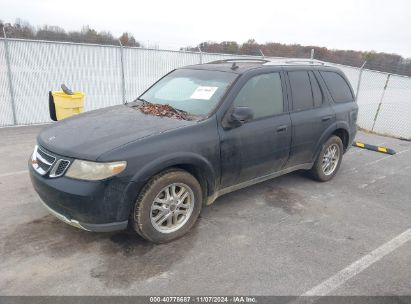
(38, 104), (196, 160)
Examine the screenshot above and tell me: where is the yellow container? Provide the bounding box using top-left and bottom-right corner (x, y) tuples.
(51, 91), (85, 121)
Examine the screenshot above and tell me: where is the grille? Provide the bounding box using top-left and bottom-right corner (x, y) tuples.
(37, 157), (51, 171)
(49, 159), (71, 178)
(32, 146), (56, 175)
(31, 145), (70, 178)
(55, 160), (70, 175)
(37, 147), (55, 164)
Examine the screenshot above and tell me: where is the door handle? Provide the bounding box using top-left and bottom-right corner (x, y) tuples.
(321, 115), (333, 122)
(276, 125), (288, 132)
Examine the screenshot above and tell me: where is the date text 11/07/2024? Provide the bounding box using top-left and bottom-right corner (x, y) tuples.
(149, 296), (257, 303)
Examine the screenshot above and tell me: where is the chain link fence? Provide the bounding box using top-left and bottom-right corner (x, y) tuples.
(1, 38), (410, 139)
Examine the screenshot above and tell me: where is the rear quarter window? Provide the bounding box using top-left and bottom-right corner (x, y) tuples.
(321, 71), (354, 103)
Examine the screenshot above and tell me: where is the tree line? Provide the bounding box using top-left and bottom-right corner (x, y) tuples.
(0, 19), (140, 47)
(187, 39), (411, 76)
(1, 20), (410, 76)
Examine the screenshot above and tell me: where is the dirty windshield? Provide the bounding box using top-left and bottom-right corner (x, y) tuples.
(138, 69), (237, 116)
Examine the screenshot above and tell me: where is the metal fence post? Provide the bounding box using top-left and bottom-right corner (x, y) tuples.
(310, 49), (315, 60)
(198, 46), (203, 64)
(355, 61), (367, 102)
(118, 40), (126, 104)
(372, 73), (391, 132)
(2, 27), (17, 125)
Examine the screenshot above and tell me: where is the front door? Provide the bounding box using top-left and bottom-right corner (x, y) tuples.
(219, 71), (292, 188)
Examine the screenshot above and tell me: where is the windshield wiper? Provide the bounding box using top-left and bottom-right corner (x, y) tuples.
(134, 97), (151, 105)
(172, 106), (188, 115)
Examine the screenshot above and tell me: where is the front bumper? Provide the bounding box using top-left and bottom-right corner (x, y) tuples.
(29, 162), (130, 232)
(39, 198), (128, 232)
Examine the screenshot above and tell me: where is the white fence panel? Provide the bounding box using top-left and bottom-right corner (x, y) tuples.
(0, 38), (410, 139)
(373, 74), (411, 138)
(355, 70), (389, 132)
(7, 39), (123, 125)
(0, 41), (15, 126)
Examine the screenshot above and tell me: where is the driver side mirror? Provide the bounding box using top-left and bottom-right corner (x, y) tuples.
(224, 106), (254, 128)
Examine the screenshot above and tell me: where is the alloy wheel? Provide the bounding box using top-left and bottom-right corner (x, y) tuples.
(322, 143), (340, 176)
(150, 183), (195, 233)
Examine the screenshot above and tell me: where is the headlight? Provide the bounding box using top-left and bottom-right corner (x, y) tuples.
(65, 160), (127, 181)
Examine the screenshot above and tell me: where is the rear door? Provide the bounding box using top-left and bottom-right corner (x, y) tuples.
(219, 70), (292, 188)
(320, 70), (358, 143)
(285, 69), (336, 168)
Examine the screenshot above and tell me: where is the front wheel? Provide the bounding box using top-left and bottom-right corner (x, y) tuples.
(309, 135), (343, 182)
(131, 169), (202, 243)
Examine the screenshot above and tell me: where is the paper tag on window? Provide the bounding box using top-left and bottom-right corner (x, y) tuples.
(190, 86), (218, 100)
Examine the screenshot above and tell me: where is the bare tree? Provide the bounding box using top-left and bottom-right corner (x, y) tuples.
(185, 39), (411, 76)
(1, 19), (141, 47)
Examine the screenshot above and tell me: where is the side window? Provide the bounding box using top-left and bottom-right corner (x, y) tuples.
(288, 71), (313, 111)
(233, 72), (283, 119)
(309, 71), (323, 107)
(321, 71), (354, 103)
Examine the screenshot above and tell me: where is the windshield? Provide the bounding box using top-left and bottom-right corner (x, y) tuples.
(138, 69), (237, 116)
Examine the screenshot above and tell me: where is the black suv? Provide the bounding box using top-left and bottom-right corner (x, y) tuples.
(29, 59), (358, 243)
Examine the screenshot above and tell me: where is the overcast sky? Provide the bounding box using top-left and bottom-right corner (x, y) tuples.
(1, 0), (411, 57)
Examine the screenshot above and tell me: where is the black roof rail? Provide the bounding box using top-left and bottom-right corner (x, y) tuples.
(207, 58), (269, 64)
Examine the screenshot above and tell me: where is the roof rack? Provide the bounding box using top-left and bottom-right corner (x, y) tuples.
(208, 58), (269, 64)
(283, 59), (325, 65)
(262, 59), (326, 66)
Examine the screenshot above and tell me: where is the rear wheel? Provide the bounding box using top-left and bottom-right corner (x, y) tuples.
(131, 169), (202, 243)
(310, 135), (343, 182)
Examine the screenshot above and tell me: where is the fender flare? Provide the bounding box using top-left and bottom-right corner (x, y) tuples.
(335, 120), (353, 145)
(121, 152), (217, 218)
(312, 122), (350, 162)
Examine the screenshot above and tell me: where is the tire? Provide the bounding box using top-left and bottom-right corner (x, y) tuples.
(309, 135), (343, 182)
(131, 168), (202, 243)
